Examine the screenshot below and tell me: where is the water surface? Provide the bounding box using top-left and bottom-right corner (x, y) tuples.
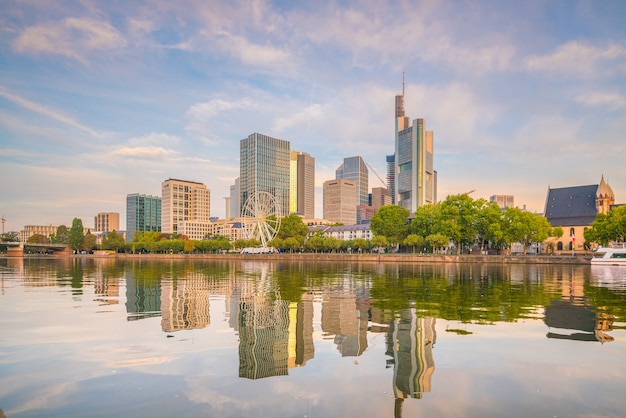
(1, 258), (625, 417)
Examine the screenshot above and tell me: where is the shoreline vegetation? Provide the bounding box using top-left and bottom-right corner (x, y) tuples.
(3, 252), (592, 265)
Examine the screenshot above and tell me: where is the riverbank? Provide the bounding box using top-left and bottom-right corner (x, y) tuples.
(5, 252), (592, 265)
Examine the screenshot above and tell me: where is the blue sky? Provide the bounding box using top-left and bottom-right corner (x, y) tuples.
(1, 0), (625, 231)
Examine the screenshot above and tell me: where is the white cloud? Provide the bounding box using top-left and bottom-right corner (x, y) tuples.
(524, 41), (626, 77)
(108, 145), (180, 159)
(12, 17), (127, 65)
(0, 86), (102, 137)
(576, 91), (625, 109)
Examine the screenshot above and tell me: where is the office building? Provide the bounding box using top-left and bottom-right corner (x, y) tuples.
(336, 156), (369, 207)
(290, 151), (315, 218)
(230, 177), (240, 218)
(371, 187), (392, 211)
(240, 133), (290, 217)
(94, 212), (120, 233)
(323, 179), (356, 225)
(394, 81), (436, 213)
(490, 195), (515, 210)
(161, 178), (210, 234)
(126, 194), (161, 242)
(386, 154), (395, 204)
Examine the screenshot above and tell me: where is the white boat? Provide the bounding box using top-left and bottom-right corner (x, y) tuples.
(591, 244), (626, 266)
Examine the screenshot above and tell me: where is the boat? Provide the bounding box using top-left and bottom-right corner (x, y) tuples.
(591, 244), (626, 266)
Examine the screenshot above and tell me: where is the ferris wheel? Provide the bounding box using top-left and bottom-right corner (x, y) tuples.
(241, 191), (282, 248)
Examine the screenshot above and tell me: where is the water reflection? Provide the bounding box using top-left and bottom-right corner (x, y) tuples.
(2, 257), (626, 417)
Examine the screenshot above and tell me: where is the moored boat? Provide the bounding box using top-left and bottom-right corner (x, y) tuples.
(591, 244), (626, 266)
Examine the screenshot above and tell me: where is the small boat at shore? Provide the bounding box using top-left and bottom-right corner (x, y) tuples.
(591, 244), (626, 266)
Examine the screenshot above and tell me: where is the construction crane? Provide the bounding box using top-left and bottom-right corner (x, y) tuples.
(1, 215), (5, 235)
(464, 189), (476, 196)
(365, 162), (388, 189)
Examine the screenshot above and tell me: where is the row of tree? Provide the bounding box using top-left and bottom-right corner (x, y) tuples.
(370, 194), (563, 254)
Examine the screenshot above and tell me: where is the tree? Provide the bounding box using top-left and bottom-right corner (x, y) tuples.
(474, 199), (503, 250)
(426, 233), (449, 254)
(502, 207), (551, 254)
(437, 194), (479, 254)
(305, 235), (325, 253)
(371, 235), (388, 252)
(278, 214), (309, 243)
(68, 218), (85, 251)
(27, 233), (49, 244)
(585, 205), (626, 246)
(101, 230), (125, 251)
(370, 205), (410, 246)
(403, 234), (424, 254)
(0, 232), (19, 242)
(52, 225), (69, 244)
(81, 231), (97, 252)
(352, 238), (371, 253)
(283, 237), (300, 253)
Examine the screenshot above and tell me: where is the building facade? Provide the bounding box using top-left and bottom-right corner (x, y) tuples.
(240, 133), (290, 218)
(386, 154), (395, 205)
(544, 176), (615, 251)
(290, 151), (315, 218)
(323, 179), (357, 225)
(126, 194), (161, 242)
(336, 156), (369, 207)
(393, 84), (436, 214)
(94, 212), (120, 233)
(230, 177), (240, 219)
(161, 179), (210, 234)
(371, 187), (392, 212)
(489, 195), (515, 210)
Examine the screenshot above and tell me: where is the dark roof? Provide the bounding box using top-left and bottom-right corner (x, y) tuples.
(544, 184), (597, 227)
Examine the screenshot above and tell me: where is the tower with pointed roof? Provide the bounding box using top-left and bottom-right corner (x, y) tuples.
(596, 175), (615, 215)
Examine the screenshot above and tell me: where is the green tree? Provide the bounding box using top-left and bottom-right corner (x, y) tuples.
(27, 233), (49, 244)
(502, 207), (551, 254)
(50, 225), (69, 244)
(403, 233), (425, 253)
(437, 194), (479, 254)
(426, 233), (449, 254)
(474, 199), (503, 250)
(68, 218), (85, 251)
(80, 231), (97, 252)
(101, 230), (125, 251)
(352, 238), (371, 253)
(283, 237), (300, 253)
(585, 205), (626, 246)
(371, 235), (388, 252)
(278, 214), (308, 242)
(305, 235), (325, 253)
(411, 203), (441, 238)
(0, 232), (19, 242)
(370, 205), (410, 246)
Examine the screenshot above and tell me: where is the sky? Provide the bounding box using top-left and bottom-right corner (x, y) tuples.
(1, 0), (625, 232)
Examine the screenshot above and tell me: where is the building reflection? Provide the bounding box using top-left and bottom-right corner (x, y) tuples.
(321, 290), (369, 357)
(385, 310), (436, 399)
(160, 275), (210, 332)
(544, 267), (614, 343)
(126, 271), (161, 321)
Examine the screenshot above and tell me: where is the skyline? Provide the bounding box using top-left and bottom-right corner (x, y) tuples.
(1, 0), (625, 231)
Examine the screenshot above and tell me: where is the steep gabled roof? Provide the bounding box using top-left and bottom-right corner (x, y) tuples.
(544, 184), (598, 227)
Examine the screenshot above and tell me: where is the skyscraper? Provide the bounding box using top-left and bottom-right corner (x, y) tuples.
(336, 156), (369, 207)
(94, 212), (120, 233)
(230, 177), (240, 218)
(161, 178), (210, 234)
(290, 150), (315, 218)
(126, 194), (161, 242)
(323, 179), (357, 225)
(240, 133), (290, 217)
(386, 154), (396, 205)
(394, 80), (435, 214)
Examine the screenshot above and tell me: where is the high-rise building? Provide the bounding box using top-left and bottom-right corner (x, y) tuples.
(490, 195), (515, 210)
(240, 133), (290, 217)
(161, 178), (210, 234)
(371, 187), (392, 211)
(230, 177), (240, 218)
(290, 151), (315, 218)
(336, 156), (369, 207)
(386, 154), (395, 205)
(94, 212), (120, 233)
(126, 194), (161, 242)
(323, 179), (356, 225)
(394, 80), (436, 214)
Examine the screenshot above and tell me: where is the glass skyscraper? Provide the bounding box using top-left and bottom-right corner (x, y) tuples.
(240, 133), (290, 217)
(336, 156), (369, 207)
(126, 193), (161, 242)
